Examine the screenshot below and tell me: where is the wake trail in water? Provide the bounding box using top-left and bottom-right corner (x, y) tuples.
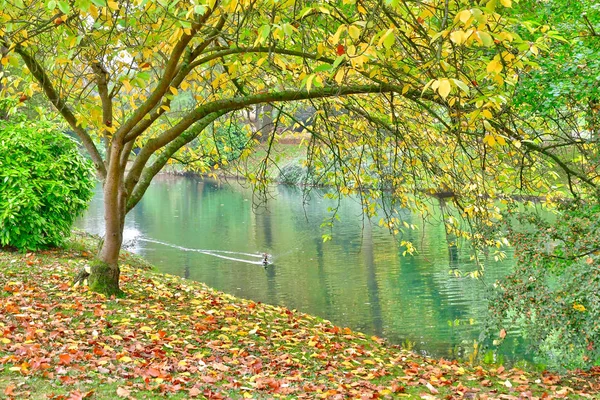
(138, 238), (266, 265)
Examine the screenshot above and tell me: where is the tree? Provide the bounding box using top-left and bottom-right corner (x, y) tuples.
(0, 0), (580, 295)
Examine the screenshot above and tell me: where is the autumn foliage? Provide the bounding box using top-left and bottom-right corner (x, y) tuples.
(1, 240), (600, 399)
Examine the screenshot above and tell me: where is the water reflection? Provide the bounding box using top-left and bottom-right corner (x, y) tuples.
(77, 175), (518, 360)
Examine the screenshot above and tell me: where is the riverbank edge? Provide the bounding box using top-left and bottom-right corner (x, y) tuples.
(0, 234), (597, 399)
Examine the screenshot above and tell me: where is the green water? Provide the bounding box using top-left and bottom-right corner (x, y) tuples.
(78, 175), (525, 361)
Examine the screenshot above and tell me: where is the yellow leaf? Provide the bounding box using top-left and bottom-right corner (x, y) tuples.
(483, 134), (496, 146)
(500, 0), (512, 7)
(119, 356), (132, 362)
(1, 338), (11, 344)
(348, 25), (360, 40)
(486, 59), (503, 74)
(1, 57), (8, 66)
(89, 4), (99, 18)
(530, 45), (539, 55)
(107, 0), (119, 10)
(438, 79), (451, 99)
(140, 326), (152, 332)
(122, 80), (132, 92)
(332, 25), (345, 44)
(306, 74), (315, 92)
(482, 109), (493, 119)
(169, 86), (178, 95)
(110, 335), (123, 341)
(457, 9), (471, 23)
(450, 30), (466, 45)
(334, 69), (345, 84)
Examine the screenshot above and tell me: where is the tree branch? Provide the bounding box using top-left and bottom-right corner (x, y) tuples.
(126, 111), (226, 211)
(14, 44), (107, 178)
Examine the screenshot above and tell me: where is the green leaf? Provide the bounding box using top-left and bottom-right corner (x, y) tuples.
(451, 78), (470, 95)
(332, 55), (346, 69)
(57, 0), (70, 13)
(314, 64), (331, 73)
(477, 31), (493, 47)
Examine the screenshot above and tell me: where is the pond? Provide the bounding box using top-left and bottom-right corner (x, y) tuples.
(77, 175), (526, 362)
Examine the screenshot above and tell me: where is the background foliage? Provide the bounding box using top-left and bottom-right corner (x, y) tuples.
(0, 121), (95, 250)
(486, 203), (600, 370)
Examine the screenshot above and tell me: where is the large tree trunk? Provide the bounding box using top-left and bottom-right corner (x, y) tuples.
(79, 141), (127, 297)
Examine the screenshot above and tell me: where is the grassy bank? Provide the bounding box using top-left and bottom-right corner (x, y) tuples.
(1, 235), (599, 399)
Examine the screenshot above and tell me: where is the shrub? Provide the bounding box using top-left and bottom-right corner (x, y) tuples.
(0, 121), (95, 250)
(486, 203), (600, 370)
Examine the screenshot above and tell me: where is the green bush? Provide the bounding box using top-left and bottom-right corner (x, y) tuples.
(486, 203), (600, 370)
(0, 121), (95, 250)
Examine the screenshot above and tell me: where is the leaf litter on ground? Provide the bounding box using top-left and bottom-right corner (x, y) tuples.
(1, 239), (600, 399)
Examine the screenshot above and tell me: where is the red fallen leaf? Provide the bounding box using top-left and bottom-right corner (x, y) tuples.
(4, 284), (16, 293)
(201, 375), (218, 383)
(94, 307), (104, 317)
(4, 384), (16, 396)
(194, 323), (208, 332)
(212, 362), (229, 372)
(116, 387), (131, 397)
(390, 384), (405, 393)
(336, 44), (345, 55)
(59, 376), (76, 385)
(157, 330), (167, 338)
(497, 365), (505, 374)
(67, 390), (85, 400)
(93, 347), (105, 356)
(59, 354), (72, 365)
(189, 387), (201, 397)
(248, 302), (256, 309)
(499, 328), (507, 339)
(147, 367), (161, 377)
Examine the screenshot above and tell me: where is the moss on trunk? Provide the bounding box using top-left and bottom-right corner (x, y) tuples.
(88, 259), (124, 297)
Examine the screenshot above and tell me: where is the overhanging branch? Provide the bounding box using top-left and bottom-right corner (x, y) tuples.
(14, 44), (107, 178)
